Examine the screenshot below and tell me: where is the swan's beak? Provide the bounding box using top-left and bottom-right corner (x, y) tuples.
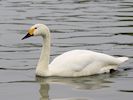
(22, 33), (33, 40)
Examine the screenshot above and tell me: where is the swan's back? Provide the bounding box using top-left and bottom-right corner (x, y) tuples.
(49, 50), (128, 77)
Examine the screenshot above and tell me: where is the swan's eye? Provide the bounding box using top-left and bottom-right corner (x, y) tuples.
(35, 27), (37, 29)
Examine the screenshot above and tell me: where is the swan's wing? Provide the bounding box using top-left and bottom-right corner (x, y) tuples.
(49, 50), (91, 71)
(49, 50), (119, 72)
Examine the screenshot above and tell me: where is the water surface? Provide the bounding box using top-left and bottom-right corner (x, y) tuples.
(0, 0), (133, 100)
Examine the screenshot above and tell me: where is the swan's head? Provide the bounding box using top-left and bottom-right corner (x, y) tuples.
(22, 24), (50, 40)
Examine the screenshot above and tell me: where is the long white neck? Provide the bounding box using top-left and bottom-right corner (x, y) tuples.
(36, 33), (51, 76)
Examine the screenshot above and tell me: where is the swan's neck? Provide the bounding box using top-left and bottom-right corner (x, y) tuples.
(36, 34), (51, 76)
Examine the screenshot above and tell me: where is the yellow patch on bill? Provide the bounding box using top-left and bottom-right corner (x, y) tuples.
(28, 28), (35, 35)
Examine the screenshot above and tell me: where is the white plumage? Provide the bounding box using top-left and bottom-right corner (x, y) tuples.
(22, 24), (128, 77)
(49, 50), (128, 77)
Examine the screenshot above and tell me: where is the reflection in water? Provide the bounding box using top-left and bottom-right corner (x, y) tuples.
(36, 74), (116, 100)
(39, 83), (49, 100)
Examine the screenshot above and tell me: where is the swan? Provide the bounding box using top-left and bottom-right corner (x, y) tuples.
(22, 24), (128, 77)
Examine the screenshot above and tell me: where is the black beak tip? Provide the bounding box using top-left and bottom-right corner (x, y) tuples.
(21, 37), (26, 40)
(22, 33), (32, 40)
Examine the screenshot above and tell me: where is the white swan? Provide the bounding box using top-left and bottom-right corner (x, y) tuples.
(22, 24), (128, 77)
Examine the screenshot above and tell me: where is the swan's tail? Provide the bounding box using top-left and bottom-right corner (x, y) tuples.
(117, 57), (129, 64)
(99, 57), (128, 74)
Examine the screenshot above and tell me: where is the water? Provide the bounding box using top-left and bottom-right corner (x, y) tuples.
(0, 0), (133, 100)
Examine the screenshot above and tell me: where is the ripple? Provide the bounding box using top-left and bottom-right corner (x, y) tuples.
(0, 49), (38, 53)
(0, 67), (34, 71)
(0, 80), (36, 84)
(115, 32), (133, 36)
(13, 43), (41, 48)
(119, 90), (133, 93)
(55, 34), (114, 40)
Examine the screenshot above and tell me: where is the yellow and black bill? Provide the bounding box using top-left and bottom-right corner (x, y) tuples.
(22, 33), (33, 40)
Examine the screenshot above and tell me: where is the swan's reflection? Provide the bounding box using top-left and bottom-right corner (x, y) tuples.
(36, 73), (117, 100)
(39, 82), (49, 100)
